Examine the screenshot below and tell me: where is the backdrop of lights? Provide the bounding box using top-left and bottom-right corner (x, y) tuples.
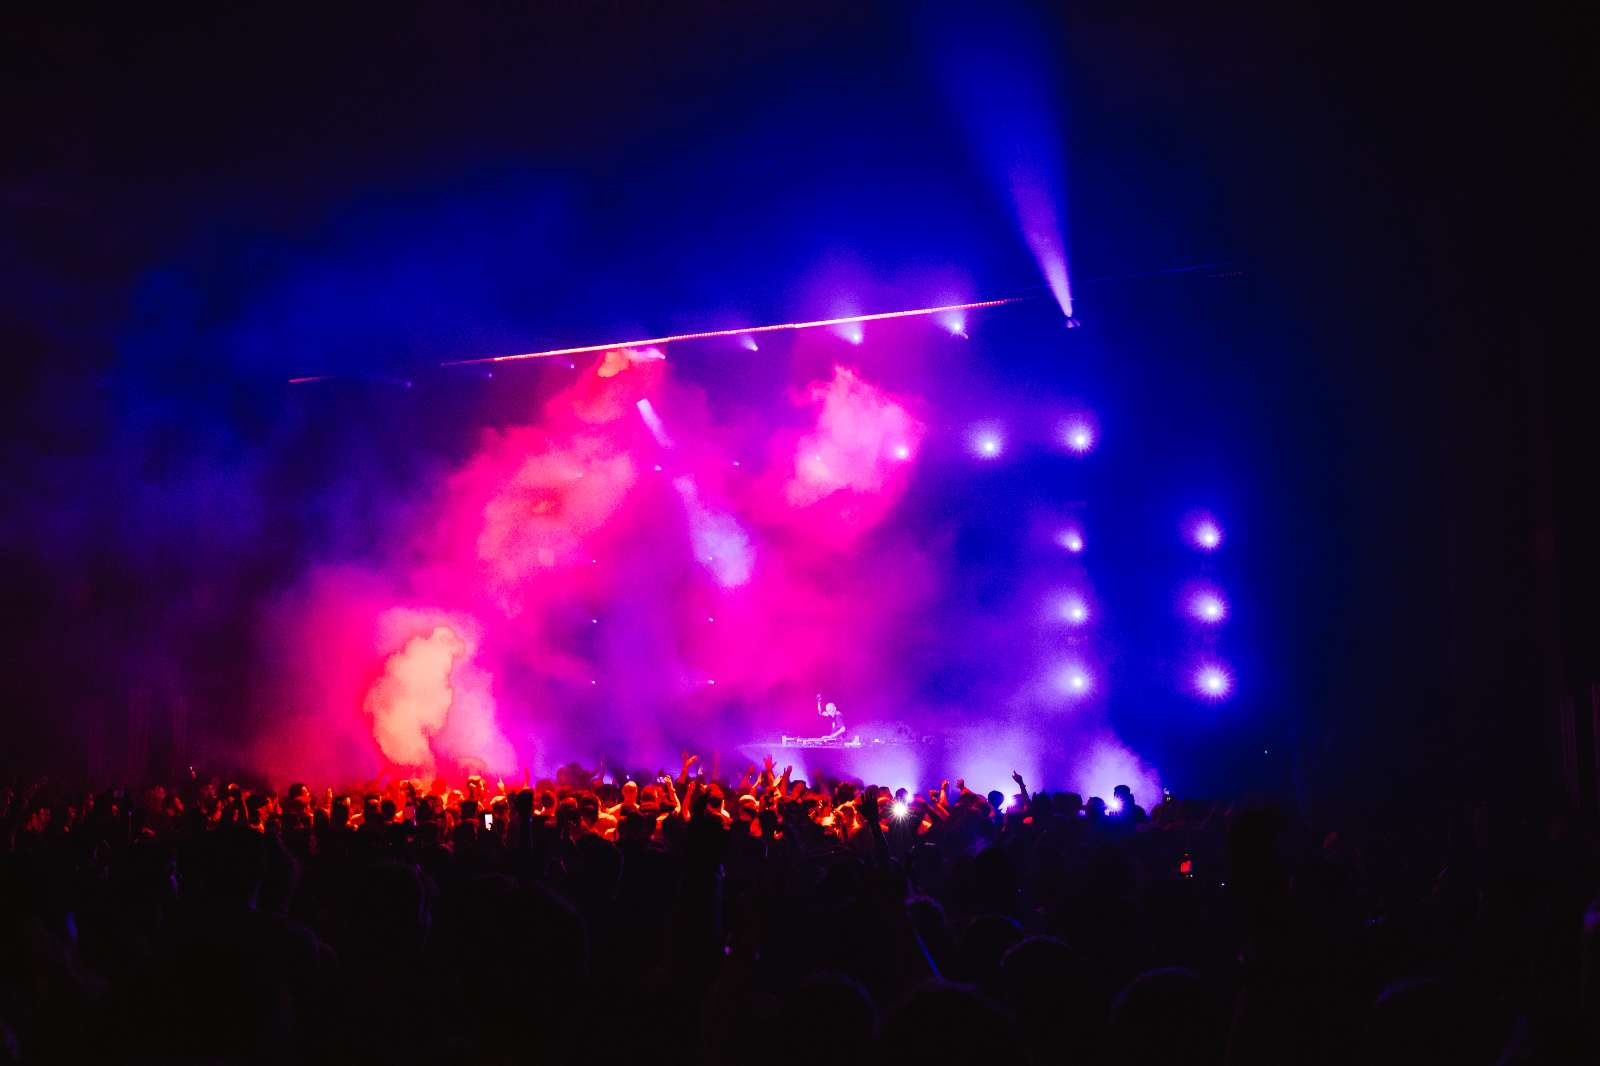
(265, 294), (1247, 806)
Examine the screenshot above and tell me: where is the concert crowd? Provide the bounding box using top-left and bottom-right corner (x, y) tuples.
(1, 758), (1596, 1064)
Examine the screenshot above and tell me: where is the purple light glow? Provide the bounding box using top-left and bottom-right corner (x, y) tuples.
(1195, 664), (1232, 699)
(1073, 737), (1163, 806)
(1188, 589), (1228, 624)
(1060, 417), (1096, 455)
(1057, 528), (1085, 553)
(1055, 664), (1093, 698)
(972, 426), (1004, 459)
(1189, 516), (1224, 551)
(1060, 595), (1090, 625)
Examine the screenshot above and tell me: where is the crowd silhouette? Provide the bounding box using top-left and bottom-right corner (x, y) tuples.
(2, 757), (1597, 1064)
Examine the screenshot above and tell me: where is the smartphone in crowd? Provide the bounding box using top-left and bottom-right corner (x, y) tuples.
(483, 812), (493, 829)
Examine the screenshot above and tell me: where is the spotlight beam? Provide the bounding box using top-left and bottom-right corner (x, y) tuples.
(435, 297), (1020, 369)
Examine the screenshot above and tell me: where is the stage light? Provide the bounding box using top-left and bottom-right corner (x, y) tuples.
(893, 444), (911, 461)
(1060, 417), (1096, 455)
(1061, 596), (1089, 625)
(433, 297), (1017, 369)
(845, 327), (865, 345)
(892, 801), (909, 819)
(1189, 516), (1224, 551)
(1106, 796), (1123, 813)
(971, 426), (1004, 459)
(1056, 665), (1092, 697)
(1184, 585), (1228, 627)
(1195, 665), (1232, 699)
(1057, 529), (1085, 553)
(296, 297), (1025, 382)
(940, 311), (968, 337)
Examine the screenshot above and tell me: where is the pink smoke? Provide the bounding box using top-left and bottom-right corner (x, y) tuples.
(258, 343), (949, 781)
(362, 609), (514, 778)
(782, 366), (924, 512)
(364, 626), (461, 768)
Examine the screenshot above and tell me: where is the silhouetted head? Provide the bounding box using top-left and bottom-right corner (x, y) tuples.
(1364, 978), (1487, 1066)
(778, 973), (877, 1066)
(1108, 967), (1221, 1066)
(958, 912), (1023, 990)
(880, 979), (1022, 1058)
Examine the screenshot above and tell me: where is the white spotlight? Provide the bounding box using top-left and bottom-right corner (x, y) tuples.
(971, 427), (1004, 460)
(1060, 417), (1097, 455)
(1190, 518), (1223, 551)
(1195, 665), (1232, 699)
(1056, 665), (1092, 697)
